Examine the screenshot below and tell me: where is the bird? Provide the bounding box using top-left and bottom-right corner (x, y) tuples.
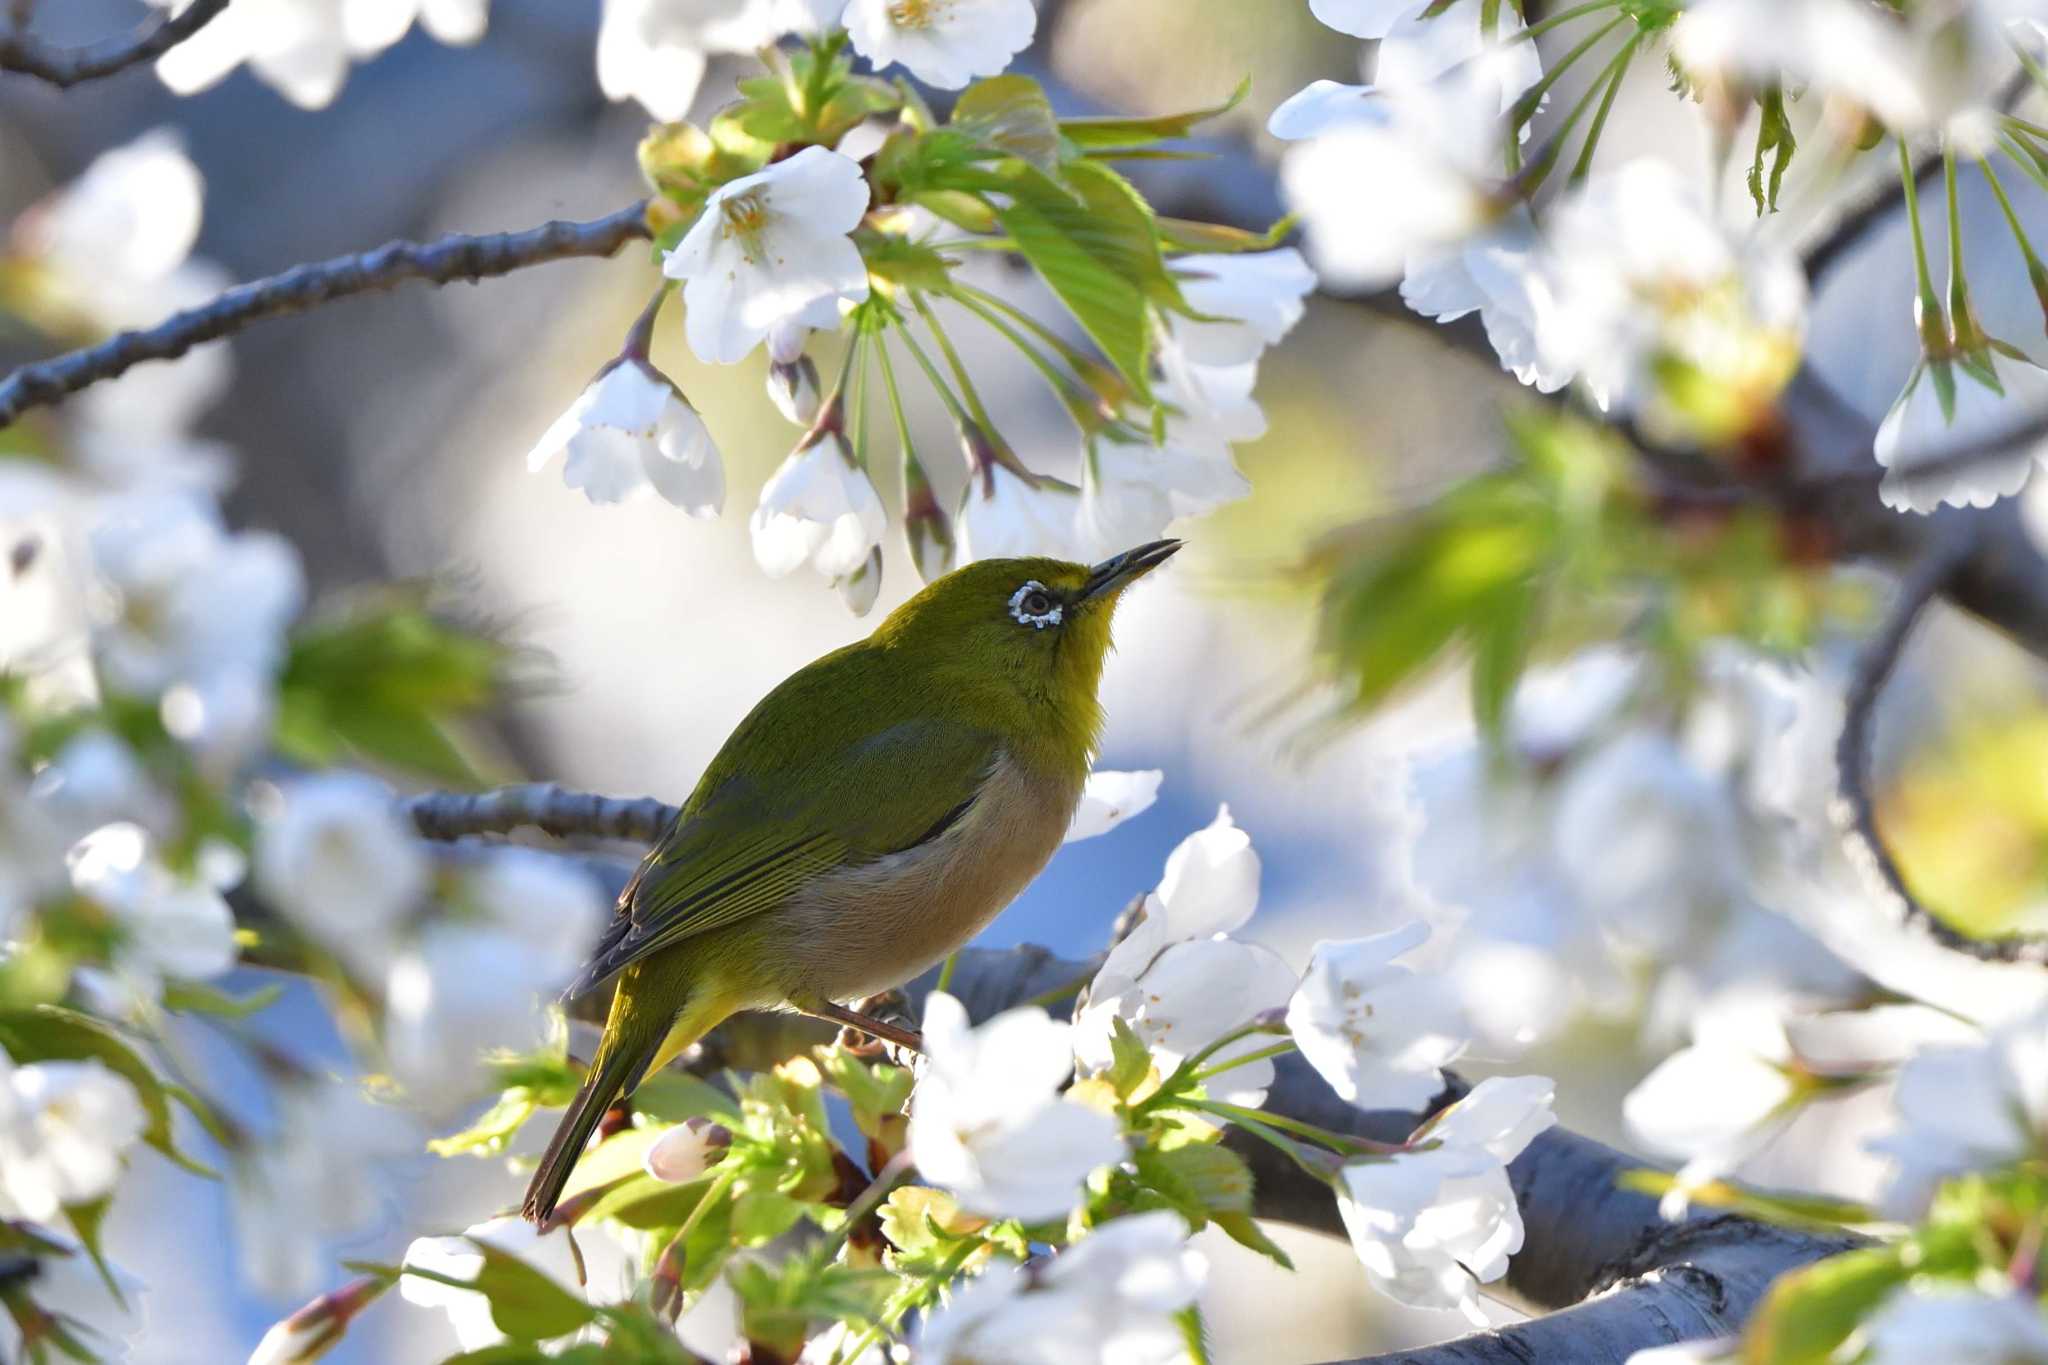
(521, 538), (1182, 1224)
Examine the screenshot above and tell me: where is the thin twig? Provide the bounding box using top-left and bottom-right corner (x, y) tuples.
(1832, 537), (2048, 965)
(403, 783), (677, 845)
(0, 0), (232, 88)
(0, 200), (653, 428)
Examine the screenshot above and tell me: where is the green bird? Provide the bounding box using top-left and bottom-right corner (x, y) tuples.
(522, 539), (1182, 1224)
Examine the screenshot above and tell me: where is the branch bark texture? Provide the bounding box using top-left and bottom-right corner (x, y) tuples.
(0, 200), (652, 428)
(0, 0), (231, 87)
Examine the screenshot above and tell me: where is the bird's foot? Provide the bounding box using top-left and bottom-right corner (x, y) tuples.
(804, 996), (925, 1057)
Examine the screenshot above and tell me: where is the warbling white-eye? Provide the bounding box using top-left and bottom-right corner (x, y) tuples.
(522, 539), (1182, 1223)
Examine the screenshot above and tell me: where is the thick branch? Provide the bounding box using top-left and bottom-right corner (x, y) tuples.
(0, 0), (231, 87)
(1832, 536), (2048, 964)
(404, 783), (677, 845)
(0, 201), (653, 428)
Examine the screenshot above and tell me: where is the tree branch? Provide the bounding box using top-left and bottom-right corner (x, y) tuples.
(403, 783), (677, 845)
(0, 200), (653, 428)
(0, 0), (232, 88)
(1831, 535), (2048, 964)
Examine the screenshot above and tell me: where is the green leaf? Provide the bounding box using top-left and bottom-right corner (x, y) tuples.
(1617, 1170), (1873, 1231)
(0, 1006), (213, 1177)
(1741, 1246), (1910, 1365)
(813, 1045), (913, 1142)
(1746, 87), (1797, 215)
(276, 594), (509, 785)
(579, 1171), (713, 1231)
(1106, 1017), (1155, 1101)
(994, 160), (1177, 400)
(467, 1241), (598, 1343)
(1059, 78), (1249, 151)
(856, 230), (955, 292)
(1132, 1143), (1256, 1224)
(1469, 580), (1539, 743)
(951, 74), (1062, 174)
(878, 1187), (990, 1275)
(730, 1189), (807, 1245)
(1159, 215), (1296, 254)
(907, 189), (1000, 235)
(632, 1069), (740, 1124)
(62, 1197), (123, 1305)
(428, 1091), (544, 1160)
(160, 979), (281, 1020)
(558, 1126), (664, 1199)
(1213, 1212), (1294, 1271)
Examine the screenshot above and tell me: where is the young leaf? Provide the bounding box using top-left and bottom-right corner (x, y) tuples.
(1106, 1016), (1155, 1101)
(994, 161), (1177, 400)
(62, 1197), (122, 1304)
(1059, 78), (1250, 151)
(951, 74), (1062, 174)
(160, 979), (281, 1020)
(1747, 87), (1797, 215)
(1133, 1143), (1256, 1223)
(1213, 1212), (1294, 1271)
(466, 1242), (598, 1343)
(1740, 1246), (1911, 1365)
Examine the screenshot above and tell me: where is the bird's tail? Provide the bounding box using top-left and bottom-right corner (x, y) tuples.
(522, 1037), (641, 1226)
(523, 978), (735, 1226)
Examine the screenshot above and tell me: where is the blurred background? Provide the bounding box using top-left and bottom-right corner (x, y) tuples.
(8, 1), (2048, 1360)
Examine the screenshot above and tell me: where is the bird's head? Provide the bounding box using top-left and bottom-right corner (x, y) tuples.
(870, 540), (1183, 751)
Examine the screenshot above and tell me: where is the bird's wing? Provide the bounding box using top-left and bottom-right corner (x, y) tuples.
(570, 717), (1003, 993)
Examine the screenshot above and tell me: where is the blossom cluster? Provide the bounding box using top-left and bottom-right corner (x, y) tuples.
(375, 801), (1556, 1365)
(0, 134), (626, 1353)
(1279, 0), (2048, 509)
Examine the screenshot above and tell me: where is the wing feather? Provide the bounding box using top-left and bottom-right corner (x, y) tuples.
(567, 715), (1003, 996)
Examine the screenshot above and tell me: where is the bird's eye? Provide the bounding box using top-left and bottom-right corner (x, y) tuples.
(1008, 581), (1064, 629)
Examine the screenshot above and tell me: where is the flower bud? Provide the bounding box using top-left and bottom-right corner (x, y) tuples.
(767, 354), (823, 428)
(249, 1276), (386, 1365)
(836, 544), (884, 616)
(644, 1115), (732, 1184)
(902, 451), (955, 584)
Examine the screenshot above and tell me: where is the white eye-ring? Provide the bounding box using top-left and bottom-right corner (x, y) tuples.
(1008, 581), (1063, 629)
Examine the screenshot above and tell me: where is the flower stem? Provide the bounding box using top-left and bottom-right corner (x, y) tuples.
(1506, 14), (1628, 174)
(1513, 23), (1635, 192)
(911, 292), (999, 437)
(1568, 32), (1638, 185)
(1186, 1098), (1404, 1157)
(1022, 965), (1098, 1011)
(946, 286), (1103, 432)
(1899, 138), (1947, 349)
(813, 1151), (913, 1263)
(891, 316), (973, 427)
(1943, 149), (1978, 344)
(1187, 1039), (1297, 1085)
(831, 1236), (980, 1364)
(950, 280), (1125, 404)
(1977, 155), (2048, 334)
(1515, 0), (1621, 44)
(1178, 1101), (1340, 1182)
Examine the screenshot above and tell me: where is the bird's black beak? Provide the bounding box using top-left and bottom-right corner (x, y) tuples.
(1079, 539), (1183, 603)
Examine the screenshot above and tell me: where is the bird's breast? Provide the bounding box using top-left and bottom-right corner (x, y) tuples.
(778, 750), (1080, 1002)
